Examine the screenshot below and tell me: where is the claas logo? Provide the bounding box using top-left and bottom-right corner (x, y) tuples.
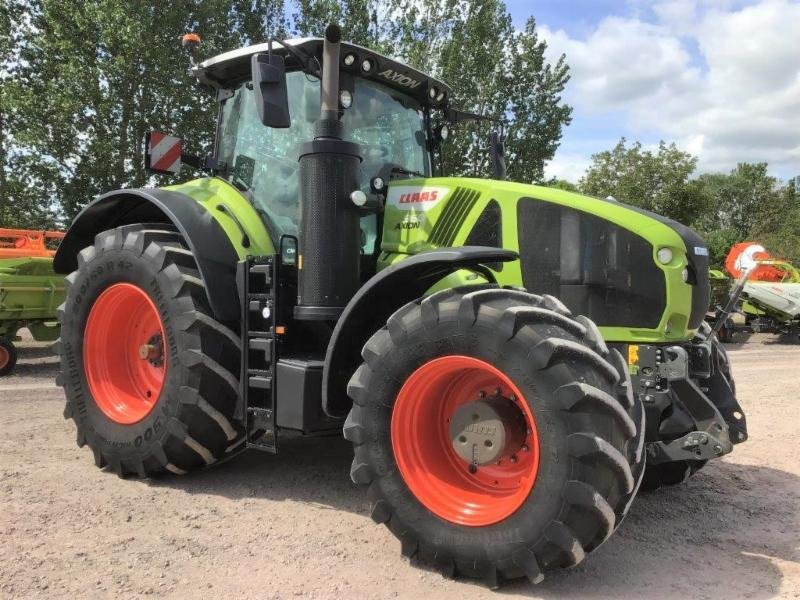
(398, 190), (439, 204)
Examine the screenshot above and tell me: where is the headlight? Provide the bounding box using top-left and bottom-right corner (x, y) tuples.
(428, 87), (437, 99)
(657, 247), (673, 265)
(370, 176), (386, 192)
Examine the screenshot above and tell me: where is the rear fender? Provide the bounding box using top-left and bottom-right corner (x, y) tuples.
(54, 188), (245, 322)
(322, 246), (518, 417)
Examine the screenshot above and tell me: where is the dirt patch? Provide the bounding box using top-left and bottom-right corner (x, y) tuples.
(1, 335), (798, 599)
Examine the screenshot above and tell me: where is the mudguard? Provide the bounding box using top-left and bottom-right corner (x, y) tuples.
(53, 188), (241, 322)
(322, 246), (518, 417)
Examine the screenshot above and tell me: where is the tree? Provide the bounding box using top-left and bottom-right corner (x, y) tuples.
(579, 138), (711, 225)
(749, 174), (800, 264)
(2, 0), (288, 225)
(294, 0), (572, 182)
(1, 0), (573, 228)
(545, 178), (579, 192)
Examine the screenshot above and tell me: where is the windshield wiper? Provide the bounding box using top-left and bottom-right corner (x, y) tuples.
(391, 166), (425, 178)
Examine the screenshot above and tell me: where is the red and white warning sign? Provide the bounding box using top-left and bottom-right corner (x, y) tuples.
(145, 131), (182, 173)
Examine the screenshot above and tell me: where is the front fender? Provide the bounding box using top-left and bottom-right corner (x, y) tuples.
(53, 188), (241, 322)
(322, 246), (518, 417)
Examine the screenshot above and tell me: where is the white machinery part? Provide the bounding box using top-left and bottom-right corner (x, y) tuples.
(743, 282), (800, 319)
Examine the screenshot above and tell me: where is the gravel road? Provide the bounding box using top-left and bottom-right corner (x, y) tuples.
(1, 335), (798, 599)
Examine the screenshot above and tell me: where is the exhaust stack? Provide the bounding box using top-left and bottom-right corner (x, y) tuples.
(294, 24), (363, 321)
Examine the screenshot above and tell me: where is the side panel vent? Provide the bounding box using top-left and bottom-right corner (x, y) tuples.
(517, 198), (667, 328)
(429, 187), (481, 247)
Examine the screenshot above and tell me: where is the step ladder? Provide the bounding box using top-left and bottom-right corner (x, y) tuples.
(240, 256), (279, 453)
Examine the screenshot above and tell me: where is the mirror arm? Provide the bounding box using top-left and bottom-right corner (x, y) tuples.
(279, 42), (320, 77)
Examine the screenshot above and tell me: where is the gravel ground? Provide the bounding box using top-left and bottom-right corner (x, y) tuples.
(1, 333), (798, 599)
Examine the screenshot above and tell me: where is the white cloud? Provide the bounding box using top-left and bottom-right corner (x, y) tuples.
(540, 0), (800, 179)
(544, 152), (592, 182)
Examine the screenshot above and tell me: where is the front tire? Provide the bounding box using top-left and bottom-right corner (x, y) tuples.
(55, 225), (243, 477)
(344, 286), (644, 586)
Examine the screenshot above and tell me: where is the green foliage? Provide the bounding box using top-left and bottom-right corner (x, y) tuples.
(1, 0), (572, 227)
(545, 178), (579, 192)
(2, 0), (290, 225)
(579, 138), (709, 225)
(750, 175), (800, 264)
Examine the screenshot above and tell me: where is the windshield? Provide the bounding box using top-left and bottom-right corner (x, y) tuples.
(217, 70), (430, 242)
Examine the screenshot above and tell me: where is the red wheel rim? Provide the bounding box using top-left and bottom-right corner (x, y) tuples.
(0, 346), (9, 369)
(391, 355), (540, 527)
(83, 283), (166, 424)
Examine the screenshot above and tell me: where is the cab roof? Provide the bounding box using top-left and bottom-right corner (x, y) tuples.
(194, 37), (452, 108)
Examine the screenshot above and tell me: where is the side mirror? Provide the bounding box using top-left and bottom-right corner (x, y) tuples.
(251, 52), (291, 128)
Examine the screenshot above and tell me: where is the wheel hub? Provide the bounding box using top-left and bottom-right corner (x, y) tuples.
(391, 355), (540, 526)
(139, 333), (164, 366)
(449, 392), (527, 466)
(83, 283), (167, 424)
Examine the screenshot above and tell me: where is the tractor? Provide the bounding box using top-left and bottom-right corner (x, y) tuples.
(53, 25), (747, 587)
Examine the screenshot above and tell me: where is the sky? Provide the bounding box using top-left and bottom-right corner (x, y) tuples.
(504, 0), (800, 182)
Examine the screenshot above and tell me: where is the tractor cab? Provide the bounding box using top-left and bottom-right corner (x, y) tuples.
(194, 38), (449, 250)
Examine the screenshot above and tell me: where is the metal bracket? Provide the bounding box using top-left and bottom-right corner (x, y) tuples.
(645, 346), (735, 465)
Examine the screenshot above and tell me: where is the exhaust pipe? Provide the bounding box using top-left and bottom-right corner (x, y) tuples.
(320, 24), (342, 121)
(294, 24), (363, 321)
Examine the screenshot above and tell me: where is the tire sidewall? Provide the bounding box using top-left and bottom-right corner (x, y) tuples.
(362, 308), (590, 557)
(61, 246), (183, 459)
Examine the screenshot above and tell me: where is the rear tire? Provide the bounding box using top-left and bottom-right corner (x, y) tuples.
(0, 337), (18, 377)
(55, 225), (243, 477)
(344, 286), (644, 586)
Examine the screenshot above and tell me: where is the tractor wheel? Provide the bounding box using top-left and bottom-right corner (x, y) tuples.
(344, 286), (645, 586)
(55, 225), (243, 477)
(0, 337), (18, 377)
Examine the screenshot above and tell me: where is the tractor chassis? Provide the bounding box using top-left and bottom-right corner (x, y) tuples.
(616, 339), (748, 465)
(237, 249), (342, 453)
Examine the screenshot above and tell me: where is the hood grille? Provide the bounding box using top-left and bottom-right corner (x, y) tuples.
(428, 187), (481, 247)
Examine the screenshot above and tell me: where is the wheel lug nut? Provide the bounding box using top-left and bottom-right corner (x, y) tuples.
(522, 444), (529, 452)
(138, 344), (154, 360)
(510, 455), (518, 463)
(494, 387), (501, 396)
(478, 390), (486, 398)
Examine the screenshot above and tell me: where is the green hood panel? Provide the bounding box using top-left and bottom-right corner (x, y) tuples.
(379, 177), (704, 343)
(163, 177), (275, 258)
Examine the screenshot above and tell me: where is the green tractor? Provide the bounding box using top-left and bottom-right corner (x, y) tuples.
(53, 26), (747, 586)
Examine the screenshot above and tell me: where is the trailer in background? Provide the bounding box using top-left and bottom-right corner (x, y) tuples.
(0, 229), (66, 375)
